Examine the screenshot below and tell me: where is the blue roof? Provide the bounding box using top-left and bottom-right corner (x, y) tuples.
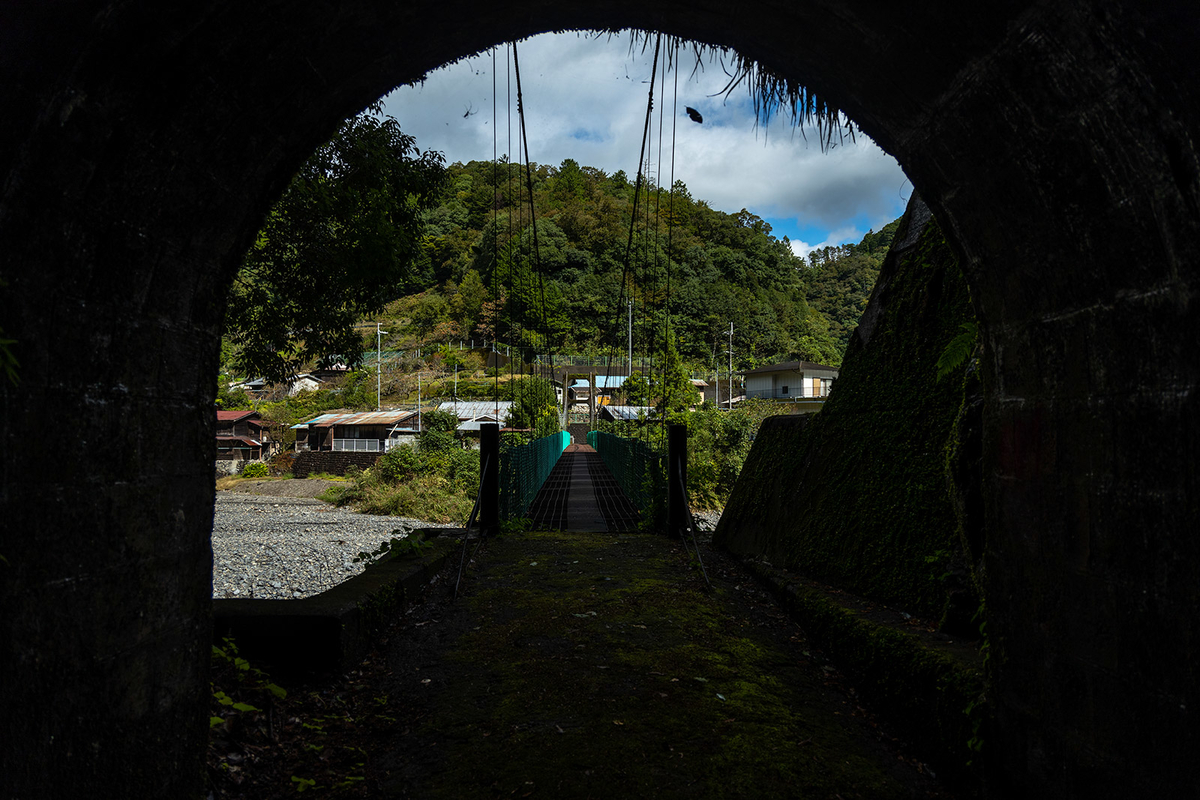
(569, 376), (626, 390)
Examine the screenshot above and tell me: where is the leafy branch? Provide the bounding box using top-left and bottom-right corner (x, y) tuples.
(936, 321), (979, 380)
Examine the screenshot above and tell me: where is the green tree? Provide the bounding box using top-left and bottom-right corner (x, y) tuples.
(452, 269), (487, 332)
(419, 409), (460, 452)
(502, 376), (560, 438)
(622, 372), (650, 405)
(225, 108), (445, 383)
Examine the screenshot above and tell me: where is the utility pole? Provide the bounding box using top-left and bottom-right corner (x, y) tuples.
(728, 323), (734, 411)
(376, 322), (388, 411)
(417, 372), (422, 433)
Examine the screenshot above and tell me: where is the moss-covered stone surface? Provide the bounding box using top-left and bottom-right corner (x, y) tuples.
(716, 200), (976, 622)
(370, 531), (957, 798)
(741, 559), (984, 785)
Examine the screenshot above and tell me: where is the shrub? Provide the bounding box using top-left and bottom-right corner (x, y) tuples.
(240, 462), (269, 478)
(419, 410), (460, 453)
(376, 445), (420, 483)
(441, 448), (480, 492)
(269, 450), (295, 476)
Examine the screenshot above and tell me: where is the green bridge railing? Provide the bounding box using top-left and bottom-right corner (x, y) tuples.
(500, 431), (570, 519)
(587, 430), (663, 515)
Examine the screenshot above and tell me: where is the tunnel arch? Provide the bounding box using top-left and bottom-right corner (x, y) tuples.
(2, 3), (1198, 797)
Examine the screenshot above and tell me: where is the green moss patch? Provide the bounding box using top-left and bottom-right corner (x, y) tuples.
(392, 531), (952, 799)
(743, 559), (984, 786)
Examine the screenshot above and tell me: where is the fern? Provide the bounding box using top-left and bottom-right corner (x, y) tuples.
(936, 322), (979, 380)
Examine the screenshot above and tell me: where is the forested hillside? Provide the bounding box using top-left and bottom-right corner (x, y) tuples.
(384, 158), (895, 371)
(220, 110), (899, 383)
(802, 222), (898, 352)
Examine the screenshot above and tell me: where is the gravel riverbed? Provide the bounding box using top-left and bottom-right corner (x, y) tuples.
(211, 493), (454, 600)
(212, 492), (722, 600)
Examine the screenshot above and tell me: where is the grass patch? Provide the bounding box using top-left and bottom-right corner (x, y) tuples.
(316, 484), (349, 504)
(215, 474), (292, 491)
(327, 446), (478, 523)
(333, 473), (473, 522)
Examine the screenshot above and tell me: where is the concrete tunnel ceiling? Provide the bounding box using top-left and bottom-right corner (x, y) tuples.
(2, 1), (1199, 797)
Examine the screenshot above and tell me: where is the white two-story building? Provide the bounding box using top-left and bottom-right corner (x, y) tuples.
(741, 360), (838, 401)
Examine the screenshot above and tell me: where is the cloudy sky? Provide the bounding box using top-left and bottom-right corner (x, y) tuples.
(380, 32), (910, 258)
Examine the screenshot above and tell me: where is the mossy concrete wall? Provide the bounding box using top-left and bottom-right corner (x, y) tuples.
(717, 197), (975, 624)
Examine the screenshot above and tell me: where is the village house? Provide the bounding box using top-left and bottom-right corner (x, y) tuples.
(291, 410), (419, 452)
(437, 400), (514, 440)
(567, 375), (626, 407)
(740, 360), (839, 401)
(215, 409), (265, 462)
(229, 372), (327, 398)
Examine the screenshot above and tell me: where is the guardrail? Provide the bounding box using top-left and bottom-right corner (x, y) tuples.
(586, 431), (662, 515)
(743, 389), (829, 400)
(499, 431), (570, 519)
(331, 439), (381, 452)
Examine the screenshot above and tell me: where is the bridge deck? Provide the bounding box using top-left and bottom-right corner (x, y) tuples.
(527, 443), (640, 532)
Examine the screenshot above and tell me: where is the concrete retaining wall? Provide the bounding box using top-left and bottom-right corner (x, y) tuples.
(213, 533), (456, 679)
(292, 450), (381, 478)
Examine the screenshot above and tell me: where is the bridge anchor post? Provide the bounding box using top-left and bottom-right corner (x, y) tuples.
(480, 422), (500, 536)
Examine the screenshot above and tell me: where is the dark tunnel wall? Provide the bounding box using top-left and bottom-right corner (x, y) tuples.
(2, 2), (1199, 796)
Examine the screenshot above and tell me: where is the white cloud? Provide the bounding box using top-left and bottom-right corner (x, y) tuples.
(381, 33), (909, 244)
(788, 225), (870, 260)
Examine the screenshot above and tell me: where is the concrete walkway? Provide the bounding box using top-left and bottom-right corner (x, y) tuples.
(527, 444), (640, 532)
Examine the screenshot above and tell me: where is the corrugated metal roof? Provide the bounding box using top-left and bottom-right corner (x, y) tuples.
(437, 400), (513, 420)
(291, 410), (417, 429)
(456, 416), (504, 431)
(740, 360), (839, 376)
(216, 435), (261, 446)
(291, 413), (340, 429)
(216, 409), (259, 422)
(602, 405), (656, 421)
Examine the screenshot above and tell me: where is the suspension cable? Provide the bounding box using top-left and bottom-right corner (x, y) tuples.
(512, 43), (549, 374)
(491, 45), (500, 412)
(652, 39), (668, 424)
(664, 40), (680, 421)
(603, 32), (661, 397)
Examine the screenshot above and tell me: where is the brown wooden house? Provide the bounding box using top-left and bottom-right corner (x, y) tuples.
(292, 410), (420, 452)
(216, 409), (264, 461)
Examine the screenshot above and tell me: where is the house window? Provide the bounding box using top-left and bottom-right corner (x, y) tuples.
(781, 385), (789, 395)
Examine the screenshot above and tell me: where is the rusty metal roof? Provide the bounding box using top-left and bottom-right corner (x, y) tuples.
(216, 409), (259, 422)
(216, 435), (261, 447)
(296, 410), (418, 429)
